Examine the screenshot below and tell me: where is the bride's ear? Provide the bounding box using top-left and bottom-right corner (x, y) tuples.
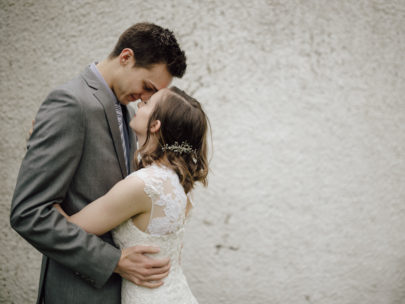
(149, 120), (161, 133)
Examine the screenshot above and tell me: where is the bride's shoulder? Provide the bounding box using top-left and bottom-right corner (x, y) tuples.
(127, 164), (155, 177)
(131, 163), (172, 176)
(126, 164), (166, 185)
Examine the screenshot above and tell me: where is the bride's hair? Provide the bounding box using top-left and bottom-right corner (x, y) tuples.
(134, 86), (210, 193)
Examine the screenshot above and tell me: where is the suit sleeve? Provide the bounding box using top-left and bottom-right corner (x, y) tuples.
(10, 89), (121, 288)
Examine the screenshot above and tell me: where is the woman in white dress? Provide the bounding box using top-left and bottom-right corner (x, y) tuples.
(54, 86), (209, 303)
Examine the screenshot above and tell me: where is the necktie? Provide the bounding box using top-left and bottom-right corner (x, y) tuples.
(121, 105), (131, 173)
(115, 103), (130, 173)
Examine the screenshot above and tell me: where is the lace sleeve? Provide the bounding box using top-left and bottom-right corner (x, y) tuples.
(134, 168), (159, 203)
(133, 165), (188, 236)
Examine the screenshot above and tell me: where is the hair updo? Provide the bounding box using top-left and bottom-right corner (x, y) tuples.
(134, 86), (209, 193)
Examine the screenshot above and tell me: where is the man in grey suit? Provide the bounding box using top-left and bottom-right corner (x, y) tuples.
(10, 22), (186, 304)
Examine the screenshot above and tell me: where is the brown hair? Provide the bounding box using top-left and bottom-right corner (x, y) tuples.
(109, 22), (186, 78)
(134, 86), (209, 193)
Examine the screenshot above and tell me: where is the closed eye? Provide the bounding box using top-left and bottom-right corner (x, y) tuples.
(143, 81), (157, 93)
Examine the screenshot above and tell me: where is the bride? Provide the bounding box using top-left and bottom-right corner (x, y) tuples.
(54, 86), (209, 303)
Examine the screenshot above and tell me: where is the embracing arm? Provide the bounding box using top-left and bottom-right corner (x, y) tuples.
(53, 176), (170, 288)
(54, 176), (150, 236)
(10, 89), (120, 288)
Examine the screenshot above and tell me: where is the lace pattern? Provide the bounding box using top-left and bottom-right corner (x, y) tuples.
(135, 164), (188, 236)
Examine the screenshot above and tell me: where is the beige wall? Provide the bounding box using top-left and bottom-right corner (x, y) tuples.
(1, 1), (404, 303)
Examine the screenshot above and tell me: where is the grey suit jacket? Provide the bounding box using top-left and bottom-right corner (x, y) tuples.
(10, 65), (136, 304)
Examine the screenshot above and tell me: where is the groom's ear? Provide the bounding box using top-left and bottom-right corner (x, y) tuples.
(119, 48), (134, 66)
(149, 120), (161, 133)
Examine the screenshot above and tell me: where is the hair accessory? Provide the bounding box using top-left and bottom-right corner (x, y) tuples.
(162, 141), (195, 154)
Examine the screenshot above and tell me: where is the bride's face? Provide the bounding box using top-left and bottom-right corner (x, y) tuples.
(129, 89), (163, 137)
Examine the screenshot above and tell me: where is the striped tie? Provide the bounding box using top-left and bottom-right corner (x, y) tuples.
(115, 103), (129, 172)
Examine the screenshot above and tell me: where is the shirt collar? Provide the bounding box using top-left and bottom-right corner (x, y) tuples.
(89, 62), (120, 105)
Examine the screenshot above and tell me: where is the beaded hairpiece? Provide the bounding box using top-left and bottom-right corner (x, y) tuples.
(162, 141), (195, 154)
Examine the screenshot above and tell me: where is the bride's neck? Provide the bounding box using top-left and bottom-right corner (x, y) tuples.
(137, 135), (146, 147)
(137, 135), (159, 153)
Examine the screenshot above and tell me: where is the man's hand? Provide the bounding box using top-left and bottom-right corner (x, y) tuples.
(114, 245), (171, 288)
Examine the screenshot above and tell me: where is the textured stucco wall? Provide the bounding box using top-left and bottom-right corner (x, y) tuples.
(1, 1), (405, 303)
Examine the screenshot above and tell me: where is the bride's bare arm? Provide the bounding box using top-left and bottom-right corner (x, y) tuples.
(53, 176), (150, 236)
(55, 177), (171, 288)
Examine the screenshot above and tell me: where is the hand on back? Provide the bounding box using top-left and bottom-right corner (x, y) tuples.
(115, 245), (171, 288)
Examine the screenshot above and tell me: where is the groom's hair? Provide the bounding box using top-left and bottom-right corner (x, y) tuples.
(109, 22), (187, 78)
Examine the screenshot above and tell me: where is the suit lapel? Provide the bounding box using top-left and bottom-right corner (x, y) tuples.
(82, 66), (128, 177)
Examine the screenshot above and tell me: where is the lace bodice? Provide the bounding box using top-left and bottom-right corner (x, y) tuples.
(112, 164), (198, 304)
(135, 163), (188, 236)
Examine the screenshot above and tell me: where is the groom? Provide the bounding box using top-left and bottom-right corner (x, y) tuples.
(10, 23), (186, 304)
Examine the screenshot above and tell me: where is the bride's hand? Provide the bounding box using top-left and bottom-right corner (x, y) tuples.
(53, 203), (69, 219)
(115, 245), (171, 288)
(26, 119), (35, 141)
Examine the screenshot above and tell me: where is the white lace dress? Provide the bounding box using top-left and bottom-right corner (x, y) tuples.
(112, 164), (198, 304)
